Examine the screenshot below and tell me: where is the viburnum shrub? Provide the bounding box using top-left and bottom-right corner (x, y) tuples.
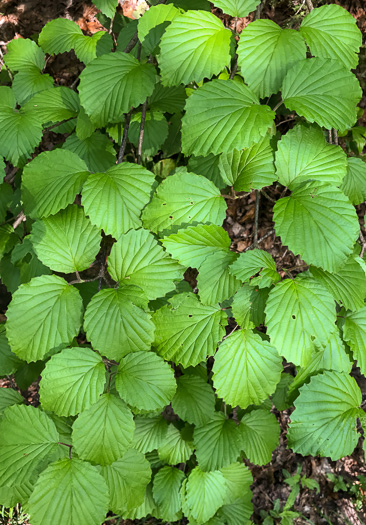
(0, 0), (366, 523)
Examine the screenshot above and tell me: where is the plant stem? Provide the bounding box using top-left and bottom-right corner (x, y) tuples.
(137, 99), (148, 165)
(117, 108), (133, 163)
(244, 229), (275, 251)
(273, 100), (284, 112)
(58, 442), (73, 459)
(124, 32), (139, 53)
(253, 190), (260, 247)
(260, 189), (276, 203)
(305, 0), (314, 11)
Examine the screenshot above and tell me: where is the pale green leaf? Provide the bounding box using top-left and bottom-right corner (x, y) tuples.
(93, 0), (118, 18)
(299, 4), (362, 69)
(237, 20), (306, 98)
(213, 0), (260, 17)
(197, 251), (241, 305)
(182, 80), (274, 156)
(220, 462), (252, 506)
(39, 347), (106, 416)
(73, 31), (113, 64)
(0, 327), (23, 376)
(153, 466), (185, 521)
(275, 125), (347, 189)
(72, 393), (134, 465)
(0, 481), (34, 509)
(23, 86), (80, 125)
(12, 69), (54, 105)
(116, 351), (176, 411)
(287, 371), (362, 460)
(273, 181), (359, 272)
(82, 163), (155, 239)
(159, 10), (231, 86)
(158, 424), (193, 464)
(138, 4), (181, 44)
(84, 286), (155, 361)
(108, 228), (184, 300)
(212, 329), (282, 408)
(39, 18), (83, 54)
(229, 249), (280, 288)
(133, 415), (168, 453)
(62, 132), (115, 172)
(28, 458), (109, 525)
(128, 111), (169, 157)
(120, 483), (158, 520)
(6, 275), (83, 363)
(153, 292), (228, 367)
(149, 83), (187, 113)
(218, 497), (253, 525)
(22, 149), (89, 219)
(171, 374), (215, 426)
(4, 38), (45, 72)
(0, 388), (23, 415)
(340, 157), (366, 205)
(231, 284), (269, 329)
(265, 276), (336, 366)
(185, 467), (227, 524)
(188, 154), (226, 189)
(282, 58), (362, 131)
(344, 307), (366, 376)
(239, 409), (280, 465)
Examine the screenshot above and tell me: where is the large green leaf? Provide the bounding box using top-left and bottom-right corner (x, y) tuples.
(28, 458), (109, 525)
(273, 181), (359, 272)
(265, 276), (336, 366)
(153, 466), (185, 521)
(213, 0), (260, 17)
(22, 149), (89, 219)
(229, 249), (280, 289)
(220, 462), (252, 506)
(0, 405), (59, 486)
(72, 393), (134, 465)
(344, 307), (366, 376)
(39, 347), (106, 416)
(115, 351), (176, 411)
(100, 449), (152, 513)
(275, 125), (347, 189)
(239, 409), (280, 465)
(299, 4), (362, 69)
(153, 292), (228, 367)
(84, 286), (155, 361)
(82, 163), (155, 239)
(158, 424), (193, 464)
(138, 4), (181, 45)
(287, 371), (362, 460)
(212, 329), (282, 408)
(79, 52), (157, 127)
(237, 20), (306, 98)
(4, 38), (45, 72)
(171, 374), (216, 426)
(184, 467), (227, 524)
(23, 86), (80, 125)
(133, 415), (168, 453)
(142, 171), (227, 234)
(197, 251), (241, 305)
(108, 228), (184, 300)
(31, 205), (101, 273)
(62, 132), (116, 173)
(6, 275), (83, 362)
(282, 58), (362, 131)
(182, 80), (274, 156)
(39, 18), (83, 54)
(340, 157), (366, 205)
(158, 10), (231, 86)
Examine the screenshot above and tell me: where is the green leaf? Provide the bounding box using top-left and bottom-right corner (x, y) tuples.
(153, 292), (228, 367)
(6, 276), (83, 363)
(120, 483), (158, 520)
(84, 286), (155, 361)
(229, 249), (280, 288)
(218, 497), (253, 525)
(39, 18), (83, 54)
(116, 351), (176, 411)
(185, 467), (227, 524)
(158, 424), (193, 464)
(22, 149), (89, 219)
(213, 0), (260, 17)
(4, 38), (45, 72)
(188, 154), (226, 189)
(299, 4), (362, 69)
(340, 157), (366, 205)
(212, 329), (282, 408)
(149, 83), (187, 113)
(265, 276), (336, 366)
(82, 163), (155, 239)
(73, 31), (113, 64)
(100, 448), (152, 513)
(79, 52), (157, 127)
(219, 137), (276, 191)
(287, 371), (362, 460)
(220, 462), (252, 505)
(197, 251), (241, 305)
(12, 69), (54, 105)
(275, 125), (347, 189)
(273, 181), (359, 272)
(153, 466), (185, 521)
(182, 80), (274, 156)
(344, 307), (366, 376)
(0, 388), (23, 415)
(133, 415), (168, 453)
(237, 20), (306, 98)
(23, 86), (80, 125)
(0, 405), (59, 486)
(62, 132), (116, 173)
(138, 4), (181, 44)
(128, 111), (169, 157)
(142, 171), (227, 233)
(31, 205), (101, 273)
(231, 284), (269, 329)
(159, 10), (232, 86)
(39, 347), (106, 416)
(0, 182), (12, 222)
(310, 256), (366, 311)
(239, 409), (280, 465)
(194, 412), (242, 471)
(0, 327), (23, 376)
(168, 0), (210, 9)
(171, 374), (215, 426)
(28, 458), (109, 525)
(162, 224), (231, 268)
(108, 228), (184, 300)
(282, 58), (362, 131)
(72, 393), (134, 465)
(93, 0), (118, 18)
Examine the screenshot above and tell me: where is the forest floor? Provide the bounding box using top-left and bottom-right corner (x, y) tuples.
(1, 0), (366, 524)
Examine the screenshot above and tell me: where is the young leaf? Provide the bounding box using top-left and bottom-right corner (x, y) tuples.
(108, 228), (184, 300)
(153, 466), (185, 521)
(213, 0), (260, 17)
(6, 275), (83, 362)
(171, 374), (216, 427)
(287, 371), (362, 460)
(273, 181), (359, 272)
(299, 4), (362, 69)
(62, 132), (116, 173)
(197, 251), (241, 305)
(212, 329), (282, 408)
(84, 286), (155, 361)
(282, 58), (362, 131)
(340, 157), (366, 205)
(237, 20), (306, 98)
(23, 86), (80, 125)
(133, 415), (168, 453)
(344, 307), (366, 376)
(142, 171), (227, 234)
(239, 409), (280, 465)
(153, 292), (228, 367)
(158, 424), (193, 464)
(229, 249), (280, 289)
(72, 393), (134, 465)
(185, 467), (227, 524)
(82, 163), (155, 239)
(4, 38), (45, 72)
(159, 11), (232, 86)
(28, 458), (109, 525)
(39, 347), (106, 416)
(182, 79), (274, 156)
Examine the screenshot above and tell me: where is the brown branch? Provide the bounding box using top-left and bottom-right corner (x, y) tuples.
(253, 190), (261, 247)
(137, 99), (148, 165)
(117, 108), (133, 163)
(44, 117), (75, 132)
(123, 33), (139, 53)
(221, 192), (251, 200)
(244, 229), (275, 251)
(260, 189), (276, 203)
(229, 55), (238, 80)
